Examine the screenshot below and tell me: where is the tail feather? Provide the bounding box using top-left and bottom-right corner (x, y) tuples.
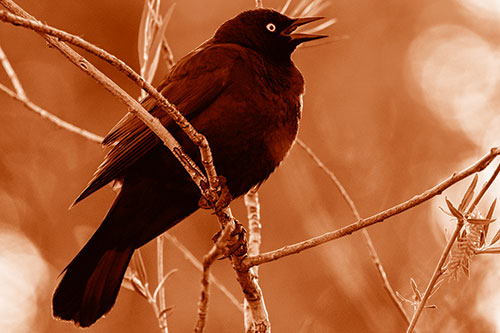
(52, 239), (134, 327)
(53, 151), (201, 327)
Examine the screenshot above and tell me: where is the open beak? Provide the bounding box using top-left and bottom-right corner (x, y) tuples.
(281, 16), (328, 44)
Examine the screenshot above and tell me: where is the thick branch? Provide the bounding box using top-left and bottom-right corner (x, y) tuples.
(244, 188), (262, 261)
(231, 258), (270, 333)
(243, 188), (267, 331)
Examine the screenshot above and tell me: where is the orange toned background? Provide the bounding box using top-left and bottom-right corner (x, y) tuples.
(0, 0), (499, 332)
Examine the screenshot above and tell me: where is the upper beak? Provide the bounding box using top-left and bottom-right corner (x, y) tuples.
(281, 16), (328, 44)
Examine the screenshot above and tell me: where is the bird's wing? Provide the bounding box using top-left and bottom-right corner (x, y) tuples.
(73, 44), (242, 205)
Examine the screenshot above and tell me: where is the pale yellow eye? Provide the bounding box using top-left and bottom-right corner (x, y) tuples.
(266, 23), (276, 32)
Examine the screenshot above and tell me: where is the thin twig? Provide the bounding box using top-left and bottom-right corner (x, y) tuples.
(194, 222), (236, 333)
(243, 147), (500, 269)
(406, 161), (500, 332)
(0, 42), (102, 143)
(296, 139), (411, 324)
(468, 161), (500, 214)
(0, 8), (221, 195)
(0, 44), (25, 98)
(0, 83), (103, 143)
(138, 1), (176, 99)
(156, 236), (168, 333)
(164, 233), (243, 311)
(405, 222), (462, 333)
(296, 139), (359, 217)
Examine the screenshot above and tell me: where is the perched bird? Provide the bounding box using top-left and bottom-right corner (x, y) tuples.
(52, 8), (326, 327)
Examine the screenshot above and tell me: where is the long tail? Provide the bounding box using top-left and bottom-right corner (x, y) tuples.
(52, 225), (134, 327)
(53, 150), (202, 326)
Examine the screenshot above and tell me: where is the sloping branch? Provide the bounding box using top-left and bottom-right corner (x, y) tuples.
(243, 147), (500, 268)
(296, 139), (411, 324)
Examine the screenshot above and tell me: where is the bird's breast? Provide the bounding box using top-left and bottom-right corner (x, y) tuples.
(192, 67), (302, 196)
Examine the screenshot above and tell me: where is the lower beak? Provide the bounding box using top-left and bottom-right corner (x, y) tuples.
(281, 17), (328, 44)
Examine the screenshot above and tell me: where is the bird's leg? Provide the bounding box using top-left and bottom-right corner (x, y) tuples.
(198, 175), (247, 257)
(198, 175), (233, 212)
(212, 219), (248, 258)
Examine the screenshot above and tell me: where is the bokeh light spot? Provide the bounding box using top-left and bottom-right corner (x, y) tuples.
(406, 24), (500, 148)
(0, 227), (49, 332)
(456, 0), (500, 26)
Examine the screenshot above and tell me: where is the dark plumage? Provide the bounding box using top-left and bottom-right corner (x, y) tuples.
(52, 8), (325, 327)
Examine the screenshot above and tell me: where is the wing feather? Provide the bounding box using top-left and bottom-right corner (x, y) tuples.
(73, 44), (242, 205)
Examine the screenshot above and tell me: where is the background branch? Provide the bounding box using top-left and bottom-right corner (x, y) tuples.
(296, 138), (411, 324)
(0, 81), (103, 143)
(406, 161), (500, 332)
(164, 233), (243, 311)
(245, 147), (500, 268)
(0, 44), (103, 143)
(0, 43), (24, 97)
(0, 8), (212, 189)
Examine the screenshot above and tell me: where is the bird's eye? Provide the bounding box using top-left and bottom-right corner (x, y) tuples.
(266, 23), (276, 32)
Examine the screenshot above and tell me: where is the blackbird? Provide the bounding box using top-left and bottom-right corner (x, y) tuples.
(52, 8), (326, 327)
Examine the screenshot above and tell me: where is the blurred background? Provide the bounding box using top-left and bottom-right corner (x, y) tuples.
(0, 0), (499, 332)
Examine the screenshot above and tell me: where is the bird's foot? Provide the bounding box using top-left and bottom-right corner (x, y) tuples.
(212, 220), (247, 258)
(198, 175), (233, 212)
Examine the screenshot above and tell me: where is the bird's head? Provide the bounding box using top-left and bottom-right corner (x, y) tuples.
(213, 9), (327, 62)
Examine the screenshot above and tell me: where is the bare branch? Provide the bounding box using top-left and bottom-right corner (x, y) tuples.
(296, 139), (359, 218)
(406, 160), (500, 332)
(195, 222), (236, 333)
(0, 44), (25, 98)
(0, 42), (102, 143)
(467, 160), (500, 214)
(164, 233), (243, 311)
(245, 187), (262, 259)
(209, 207), (270, 331)
(230, 259), (270, 333)
(296, 139), (411, 324)
(0, 82), (103, 143)
(243, 187), (264, 330)
(244, 147), (500, 268)
(0, 7), (222, 195)
(156, 236), (168, 332)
